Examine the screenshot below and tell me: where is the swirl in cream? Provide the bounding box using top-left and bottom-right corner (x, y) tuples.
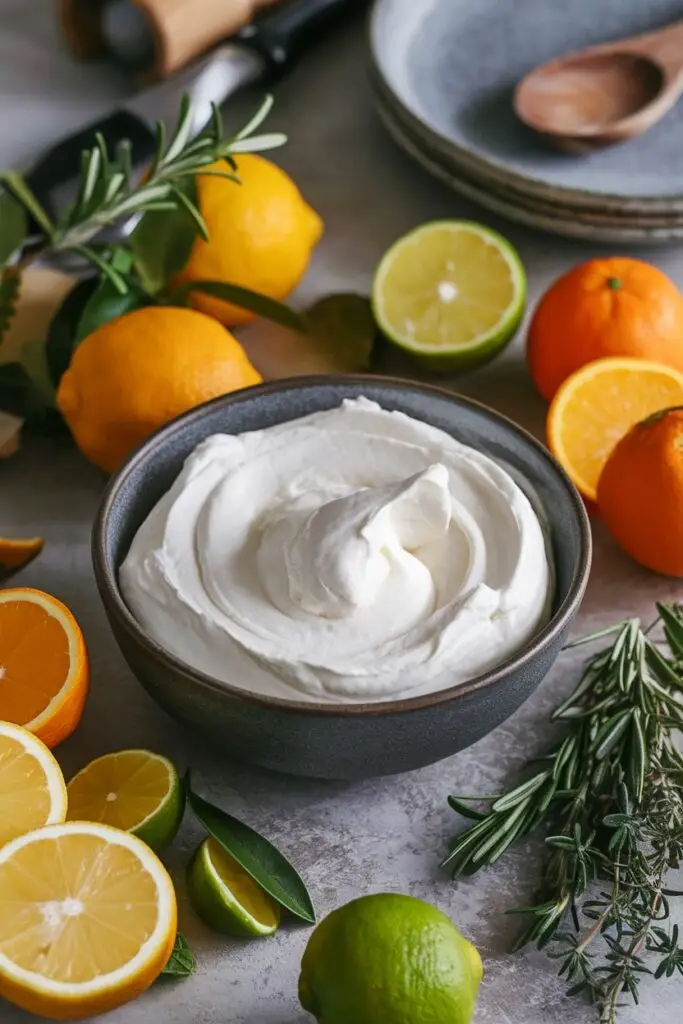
(120, 398), (552, 703)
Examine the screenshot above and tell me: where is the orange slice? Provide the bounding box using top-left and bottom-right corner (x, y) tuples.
(0, 721), (67, 848)
(0, 821), (177, 1019)
(0, 589), (89, 749)
(547, 357), (683, 501)
(0, 537), (44, 585)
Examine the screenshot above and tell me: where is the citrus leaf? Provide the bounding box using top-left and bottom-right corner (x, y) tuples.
(0, 267), (21, 349)
(75, 270), (149, 345)
(171, 279), (305, 332)
(186, 774), (316, 925)
(0, 361), (46, 419)
(304, 294), (376, 372)
(0, 189), (27, 267)
(45, 278), (98, 388)
(131, 177), (200, 293)
(160, 933), (195, 979)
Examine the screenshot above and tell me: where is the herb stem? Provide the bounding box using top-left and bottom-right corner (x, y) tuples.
(444, 604), (683, 1022)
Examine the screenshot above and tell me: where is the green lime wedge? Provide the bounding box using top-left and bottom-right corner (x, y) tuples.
(187, 837), (281, 938)
(66, 749), (184, 854)
(372, 220), (526, 372)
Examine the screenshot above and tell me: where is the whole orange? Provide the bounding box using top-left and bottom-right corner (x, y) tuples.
(176, 154), (323, 326)
(57, 306), (262, 473)
(597, 407), (683, 576)
(527, 258), (683, 401)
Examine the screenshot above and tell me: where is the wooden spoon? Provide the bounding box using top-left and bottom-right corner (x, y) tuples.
(514, 20), (683, 151)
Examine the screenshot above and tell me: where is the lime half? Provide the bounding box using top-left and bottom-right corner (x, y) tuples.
(66, 749), (184, 854)
(372, 220), (526, 371)
(187, 837), (281, 938)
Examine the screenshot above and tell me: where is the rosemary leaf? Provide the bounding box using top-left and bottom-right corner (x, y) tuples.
(444, 604), (683, 1024)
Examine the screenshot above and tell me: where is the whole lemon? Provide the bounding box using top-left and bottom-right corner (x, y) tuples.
(299, 894), (483, 1024)
(56, 306), (261, 473)
(176, 154), (323, 326)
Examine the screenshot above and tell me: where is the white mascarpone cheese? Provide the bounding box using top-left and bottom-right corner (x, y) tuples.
(120, 398), (553, 703)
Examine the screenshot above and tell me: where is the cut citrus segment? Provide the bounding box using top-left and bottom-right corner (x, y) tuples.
(0, 722), (67, 848)
(547, 357), (683, 501)
(67, 749), (184, 854)
(187, 837), (281, 938)
(372, 221), (526, 371)
(0, 537), (44, 584)
(0, 588), (89, 749)
(0, 821), (177, 1019)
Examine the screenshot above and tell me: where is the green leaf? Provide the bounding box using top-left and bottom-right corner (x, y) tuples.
(170, 280), (305, 332)
(491, 772), (548, 813)
(0, 188), (27, 267)
(447, 796), (488, 821)
(593, 709), (633, 760)
(1, 170), (54, 239)
(160, 933), (195, 979)
(186, 775), (316, 925)
(658, 603), (683, 659)
(232, 95), (275, 142)
(0, 267), (21, 348)
(131, 177), (200, 293)
(45, 278), (99, 388)
(0, 361), (46, 419)
(302, 294), (376, 372)
(72, 245), (129, 293)
(75, 270), (149, 345)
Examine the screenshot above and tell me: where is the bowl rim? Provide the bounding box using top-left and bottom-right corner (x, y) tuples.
(93, 373), (592, 717)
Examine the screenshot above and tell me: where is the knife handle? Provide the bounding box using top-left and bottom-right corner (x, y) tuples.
(237, 0), (368, 74)
(24, 112), (156, 224)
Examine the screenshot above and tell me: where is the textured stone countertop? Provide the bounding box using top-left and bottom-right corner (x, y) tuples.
(2, 4), (683, 1023)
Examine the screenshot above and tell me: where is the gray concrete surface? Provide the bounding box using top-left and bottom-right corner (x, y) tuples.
(1, 3), (683, 1022)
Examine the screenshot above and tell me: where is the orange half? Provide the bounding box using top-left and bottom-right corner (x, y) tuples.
(0, 537), (44, 585)
(0, 589), (89, 749)
(547, 357), (683, 501)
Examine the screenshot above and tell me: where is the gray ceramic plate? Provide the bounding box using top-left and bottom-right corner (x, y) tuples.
(375, 92), (683, 244)
(370, 0), (683, 214)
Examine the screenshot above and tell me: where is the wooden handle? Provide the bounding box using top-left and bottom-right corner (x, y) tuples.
(58, 0), (281, 77)
(133, 0), (279, 77)
(58, 0), (107, 59)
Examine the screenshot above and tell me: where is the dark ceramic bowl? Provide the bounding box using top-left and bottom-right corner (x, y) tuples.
(93, 376), (591, 780)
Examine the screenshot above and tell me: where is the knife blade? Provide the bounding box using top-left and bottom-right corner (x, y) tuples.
(25, 0), (368, 220)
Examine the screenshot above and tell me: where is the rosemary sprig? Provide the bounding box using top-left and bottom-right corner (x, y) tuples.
(0, 94), (285, 275)
(444, 603), (683, 1023)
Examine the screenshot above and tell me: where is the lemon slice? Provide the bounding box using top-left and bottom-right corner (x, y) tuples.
(187, 837), (281, 938)
(372, 221), (526, 371)
(0, 721), (67, 848)
(0, 821), (177, 1018)
(67, 749), (184, 854)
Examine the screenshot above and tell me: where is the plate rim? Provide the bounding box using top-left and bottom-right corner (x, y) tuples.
(369, 0), (683, 212)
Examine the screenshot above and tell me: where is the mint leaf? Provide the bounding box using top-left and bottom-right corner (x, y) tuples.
(160, 933), (195, 979)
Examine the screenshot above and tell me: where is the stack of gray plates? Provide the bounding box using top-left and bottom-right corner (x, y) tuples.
(370, 0), (683, 244)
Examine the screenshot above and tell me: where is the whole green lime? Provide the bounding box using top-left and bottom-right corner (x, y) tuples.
(298, 893), (483, 1024)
